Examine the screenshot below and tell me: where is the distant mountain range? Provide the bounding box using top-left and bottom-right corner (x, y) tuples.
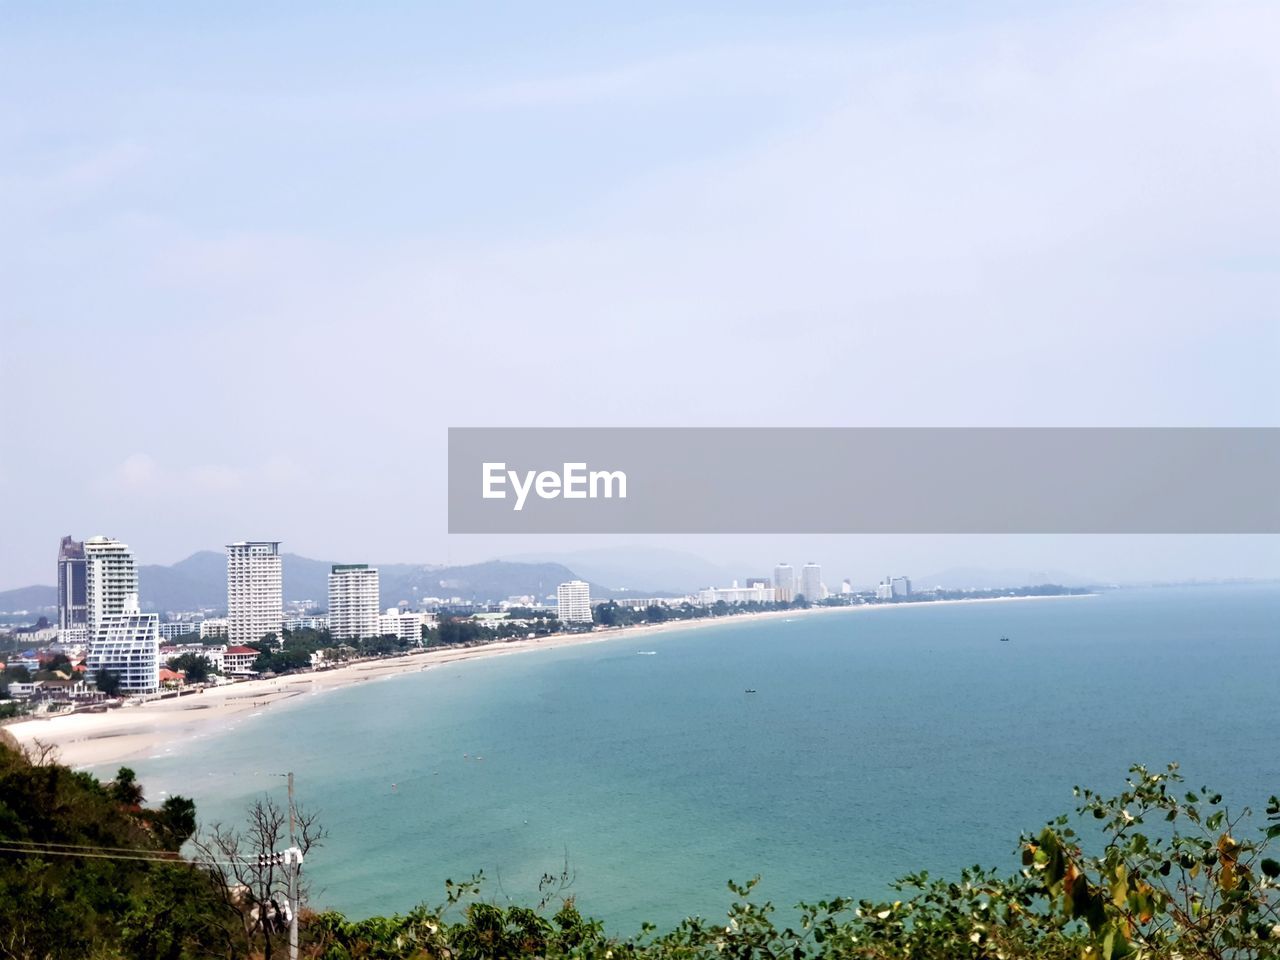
(0, 553), (615, 616)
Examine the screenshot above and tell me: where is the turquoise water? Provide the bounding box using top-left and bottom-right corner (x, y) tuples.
(125, 585), (1280, 930)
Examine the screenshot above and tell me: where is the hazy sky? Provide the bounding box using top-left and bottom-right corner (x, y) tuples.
(1, 2), (1277, 588)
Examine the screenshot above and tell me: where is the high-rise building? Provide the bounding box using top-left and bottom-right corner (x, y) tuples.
(556, 580), (593, 624)
(841, 578), (854, 595)
(84, 537), (139, 634)
(800, 562), (823, 602)
(773, 563), (795, 603)
(328, 564), (381, 641)
(890, 576), (912, 598)
(226, 541), (283, 646)
(86, 593), (160, 694)
(57, 536), (88, 639)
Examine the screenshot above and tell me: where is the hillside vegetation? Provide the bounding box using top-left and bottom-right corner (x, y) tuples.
(0, 735), (1277, 959)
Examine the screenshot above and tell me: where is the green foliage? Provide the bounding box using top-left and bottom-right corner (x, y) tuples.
(1, 750), (1277, 960)
(94, 667), (122, 696)
(167, 652), (216, 683)
(0, 740), (227, 960)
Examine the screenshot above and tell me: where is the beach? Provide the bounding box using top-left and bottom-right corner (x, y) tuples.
(6, 595), (1084, 769)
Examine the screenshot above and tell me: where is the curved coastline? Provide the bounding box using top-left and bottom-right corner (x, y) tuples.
(7, 594), (1090, 769)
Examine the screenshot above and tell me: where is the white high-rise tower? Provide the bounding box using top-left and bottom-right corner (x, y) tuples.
(226, 541), (283, 646)
(800, 562), (824, 602)
(556, 580), (593, 624)
(328, 564), (381, 641)
(84, 537), (139, 633)
(773, 563), (795, 603)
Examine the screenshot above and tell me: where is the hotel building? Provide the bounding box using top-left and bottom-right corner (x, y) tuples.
(773, 563), (795, 603)
(57, 536), (88, 641)
(328, 564), (381, 641)
(84, 537), (139, 634)
(556, 580), (593, 624)
(86, 593), (160, 694)
(226, 541), (283, 646)
(800, 562), (824, 602)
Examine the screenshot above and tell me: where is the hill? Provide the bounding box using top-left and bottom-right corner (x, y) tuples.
(0, 554), (612, 616)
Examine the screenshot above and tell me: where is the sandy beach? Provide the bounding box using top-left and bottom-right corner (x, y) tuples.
(5, 594), (1088, 769)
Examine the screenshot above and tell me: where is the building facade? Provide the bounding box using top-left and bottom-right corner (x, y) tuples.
(226, 541), (283, 646)
(85, 594), (160, 694)
(556, 580), (593, 624)
(773, 563), (795, 603)
(57, 536), (88, 640)
(800, 563), (824, 602)
(84, 537), (139, 635)
(223, 645), (260, 676)
(328, 564), (381, 641)
(378, 607), (432, 644)
(696, 583), (776, 605)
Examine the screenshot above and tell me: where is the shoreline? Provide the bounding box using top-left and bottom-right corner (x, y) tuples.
(6, 593), (1091, 769)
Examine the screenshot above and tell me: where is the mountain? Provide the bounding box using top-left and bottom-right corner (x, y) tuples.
(0, 554), (612, 617)
(914, 566), (1095, 591)
(500, 546), (732, 594)
(0, 585), (57, 615)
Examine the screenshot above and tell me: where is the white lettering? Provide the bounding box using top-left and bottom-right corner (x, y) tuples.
(562, 462), (588, 498)
(483, 463), (628, 510)
(509, 469), (536, 512)
(482, 462), (506, 499)
(590, 469), (627, 500)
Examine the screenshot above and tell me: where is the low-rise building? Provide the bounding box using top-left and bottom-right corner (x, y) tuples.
(199, 617), (229, 640)
(223, 645), (260, 676)
(378, 607), (433, 644)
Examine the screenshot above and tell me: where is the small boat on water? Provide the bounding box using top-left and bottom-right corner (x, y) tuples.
(999, 637), (1010, 642)
(744, 688), (757, 694)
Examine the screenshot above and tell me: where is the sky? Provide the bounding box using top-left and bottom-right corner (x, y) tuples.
(1, 2), (1277, 589)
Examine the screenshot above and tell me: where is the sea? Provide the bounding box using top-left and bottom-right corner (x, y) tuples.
(120, 584), (1280, 932)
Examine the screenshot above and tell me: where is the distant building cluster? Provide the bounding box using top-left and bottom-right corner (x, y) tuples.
(4, 529), (925, 713)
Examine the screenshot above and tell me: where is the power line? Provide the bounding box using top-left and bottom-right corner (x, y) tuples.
(0, 841), (243, 868)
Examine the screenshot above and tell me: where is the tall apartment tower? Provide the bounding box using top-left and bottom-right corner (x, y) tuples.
(328, 564), (381, 642)
(84, 537), (139, 634)
(773, 563), (795, 603)
(800, 562), (824, 602)
(556, 580), (593, 624)
(57, 536), (89, 639)
(86, 592), (160, 694)
(226, 541), (283, 646)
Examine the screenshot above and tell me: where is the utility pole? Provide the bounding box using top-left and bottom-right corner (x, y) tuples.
(287, 771), (298, 960)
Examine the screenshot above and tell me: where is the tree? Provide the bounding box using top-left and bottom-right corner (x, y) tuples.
(190, 795), (326, 960)
(94, 668), (122, 696)
(167, 652), (215, 683)
(110, 766), (144, 807)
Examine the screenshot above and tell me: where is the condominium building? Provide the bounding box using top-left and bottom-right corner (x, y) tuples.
(56, 536), (88, 640)
(378, 607), (433, 645)
(328, 564), (381, 642)
(199, 617), (229, 639)
(800, 563), (824, 602)
(226, 541), (283, 646)
(696, 583), (776, 605)
(158, 621), (203, 641)
(84, 537), (139, 634)
(85, 594), (160, 694)
(773, 563), (795, 603)
(556, 580), (593, 624)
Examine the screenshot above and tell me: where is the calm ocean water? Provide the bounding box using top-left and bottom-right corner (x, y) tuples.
(124, 585), (1279, 931)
